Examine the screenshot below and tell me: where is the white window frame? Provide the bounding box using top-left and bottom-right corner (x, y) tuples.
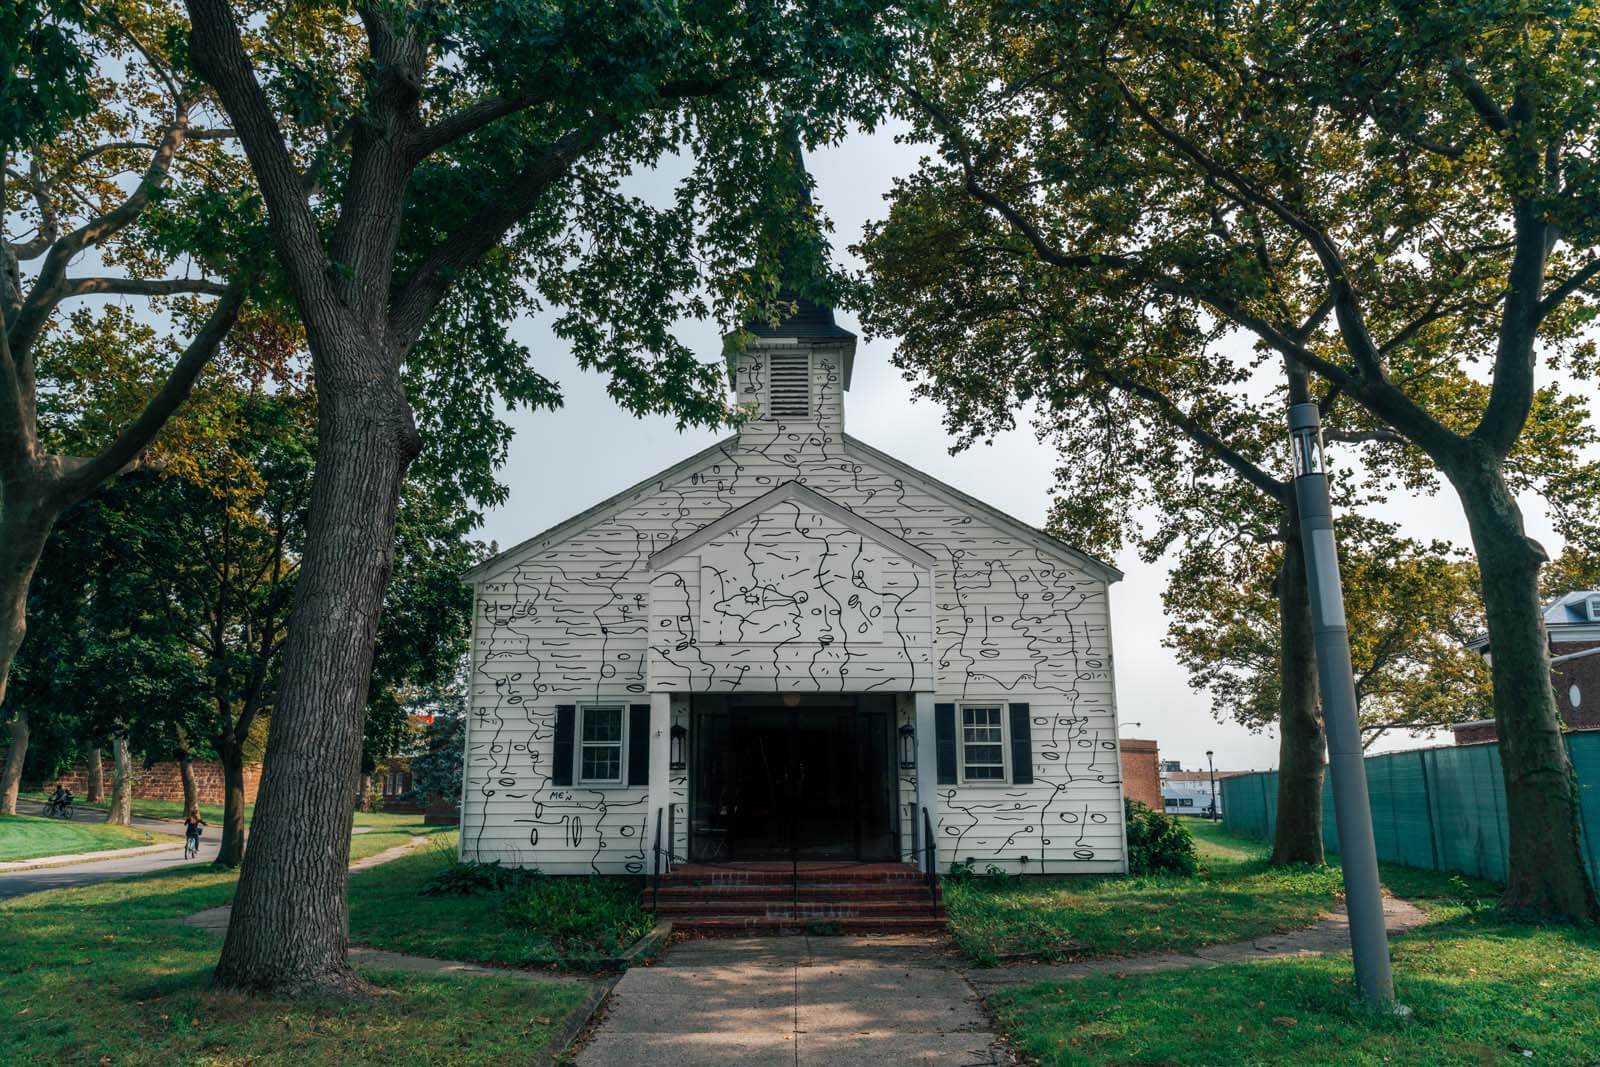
(957, 702), (1010, 785)
(577, 703), (627, 786)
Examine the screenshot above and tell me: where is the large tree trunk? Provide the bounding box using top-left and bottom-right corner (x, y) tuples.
(216, 737), (249, 867)
(1448, 450), (1598, 921)
(108, 735), (133, 825)
(0, 491), (55, 815)
(1272, 500), (1326, 866)
(179, 750), (199, 815)
(1, 709), (29, 816)
(84, 743), (104, 803)
(213, 370), (418, 995)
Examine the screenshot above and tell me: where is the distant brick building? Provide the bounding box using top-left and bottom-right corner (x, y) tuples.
(1453, 590), (1600, 745)
(1119, 738), (1162, 810)
(48, 758), (262, 806)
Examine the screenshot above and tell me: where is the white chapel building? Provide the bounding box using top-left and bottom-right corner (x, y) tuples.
(458, 198), (1128, 880)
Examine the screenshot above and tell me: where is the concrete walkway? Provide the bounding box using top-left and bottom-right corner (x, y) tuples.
(576, 935), (1013, 1066)
(963, 895), (1428, 991)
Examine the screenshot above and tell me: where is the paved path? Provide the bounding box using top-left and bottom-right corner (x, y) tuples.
(962, 895), (1428, 990)
(0, 828), (223, 899)
(576, 935), (1012, 1066)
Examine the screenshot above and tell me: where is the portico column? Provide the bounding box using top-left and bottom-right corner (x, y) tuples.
(914, 691), (939, 874)
(648, 692), (673, 867)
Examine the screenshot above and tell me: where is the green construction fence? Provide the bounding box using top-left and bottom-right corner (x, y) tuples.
(1220, 731), (1600, 885)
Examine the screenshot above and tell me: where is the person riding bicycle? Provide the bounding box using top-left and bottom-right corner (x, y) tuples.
(183, 809), (207, 854)
(47, 783), (73, 813)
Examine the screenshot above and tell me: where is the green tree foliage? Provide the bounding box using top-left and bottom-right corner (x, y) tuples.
(2, 0), (265, 813)
(407, 685), (466, 809)
(1165, 517), (1492, 746)
(864, 0), (1600, 921)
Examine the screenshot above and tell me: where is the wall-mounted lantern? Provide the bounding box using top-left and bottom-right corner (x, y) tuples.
(670, 723), (687, 770)
(898, 722), (917, 769)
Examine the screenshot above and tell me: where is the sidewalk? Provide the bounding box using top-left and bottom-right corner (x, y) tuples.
(961, 895), (1428, 991)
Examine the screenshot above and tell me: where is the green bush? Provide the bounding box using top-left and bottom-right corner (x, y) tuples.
(502, 875), (654, 959)
(420, 859), (541, 896)
(1124, 799), (1198, 876)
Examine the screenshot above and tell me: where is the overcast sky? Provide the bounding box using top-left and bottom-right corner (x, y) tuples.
(473, 123), (1587, 775)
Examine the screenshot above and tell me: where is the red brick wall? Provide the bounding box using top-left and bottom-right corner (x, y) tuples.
(1120, 738), (1162, 810)
(48, 758), (261, 806)
(1456, 637), (1599, 744)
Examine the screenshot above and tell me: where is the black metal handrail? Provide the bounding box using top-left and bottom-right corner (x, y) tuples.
(651, 808), (663, 911)
(921, 805), (940, 917)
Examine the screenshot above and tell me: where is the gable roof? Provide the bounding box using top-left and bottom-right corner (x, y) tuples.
(461, 435), (740, 583)
(842, 435), (1123, 583)
(648, 479), (937, 571)
(462, 431), (1122, 586)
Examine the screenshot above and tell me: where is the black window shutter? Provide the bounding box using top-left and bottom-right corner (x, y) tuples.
(935, 703), (957, 784)
(1008, 703), (1033, 784)
(627, 704), (651, 786)
(552, 705), (576, 786)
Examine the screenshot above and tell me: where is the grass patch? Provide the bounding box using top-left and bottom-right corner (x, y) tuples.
(946, 822), (1481, 966)
(988, 911), (1600, 1065)
(0, 812), (179, 862)
(1, 855), (585, 1065)
(350, 836), (655, 969)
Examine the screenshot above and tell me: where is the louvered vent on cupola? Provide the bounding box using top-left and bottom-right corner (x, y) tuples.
(766, 352), (812, 417)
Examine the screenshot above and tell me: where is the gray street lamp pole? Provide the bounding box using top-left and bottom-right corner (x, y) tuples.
(1287, 402), (1395, 1009)
(1206, 749), (1217, 821)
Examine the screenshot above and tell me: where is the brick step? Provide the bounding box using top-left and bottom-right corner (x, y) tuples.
(668, 915), (948, 934)
(656, 900), (945, 918)
(653, 883), (934, 900)
(661, 864), (924, 886)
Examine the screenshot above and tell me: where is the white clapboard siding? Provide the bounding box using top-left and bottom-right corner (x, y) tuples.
(460, 341), (1127, 875)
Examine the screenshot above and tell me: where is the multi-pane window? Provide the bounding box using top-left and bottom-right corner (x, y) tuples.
(961, 704), (1006, 782)
(579, 705), (624, 784)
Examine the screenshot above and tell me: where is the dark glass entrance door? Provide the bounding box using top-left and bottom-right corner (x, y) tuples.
(689, 698), (897, 862)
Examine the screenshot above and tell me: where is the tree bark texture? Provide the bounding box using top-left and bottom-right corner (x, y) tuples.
(108, 735), (133, 825)
(0, 490), (55, 815)
(1446, 451), (1599, 920)
(217, 739), (249, 867)
(1272, 501), (1327, 866)
(1, 708), (30, 816)
(213, 371), (418, 995)
(356, 772), (372, 813)
(84, 743), (104, 803)
(179, 751), (199, 815)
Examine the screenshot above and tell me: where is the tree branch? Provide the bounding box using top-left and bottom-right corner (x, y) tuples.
(1099, 368), (1286, 500)
(62, 276), (232, 299)
(388, 116), (614, 348)
(1538, 257), (1600, 319)
(54, 281), (249, 504)
(183, 0), (332, 317)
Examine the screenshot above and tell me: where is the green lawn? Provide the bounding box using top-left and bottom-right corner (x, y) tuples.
(945, 822), (1493, 966)
(989, 907), (1600, 1065)
(348, 834), (656, 969)
(2, 830), (585, 1065)
(0, 813), (179, 863)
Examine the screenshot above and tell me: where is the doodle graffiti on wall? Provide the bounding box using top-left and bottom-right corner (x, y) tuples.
(464, 348), (1121, 874)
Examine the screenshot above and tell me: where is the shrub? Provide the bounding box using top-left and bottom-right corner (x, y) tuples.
(421, 859), (541, 896)
(502, 875), (654, 958)
(1124, 799), (1198, 876)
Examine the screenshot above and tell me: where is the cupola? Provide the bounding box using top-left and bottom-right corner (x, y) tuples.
(725, 135), (856, 432)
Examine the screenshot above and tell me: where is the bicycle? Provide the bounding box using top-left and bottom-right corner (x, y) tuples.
(184, 829), (202, 860)
(43, 797), (75, 820)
